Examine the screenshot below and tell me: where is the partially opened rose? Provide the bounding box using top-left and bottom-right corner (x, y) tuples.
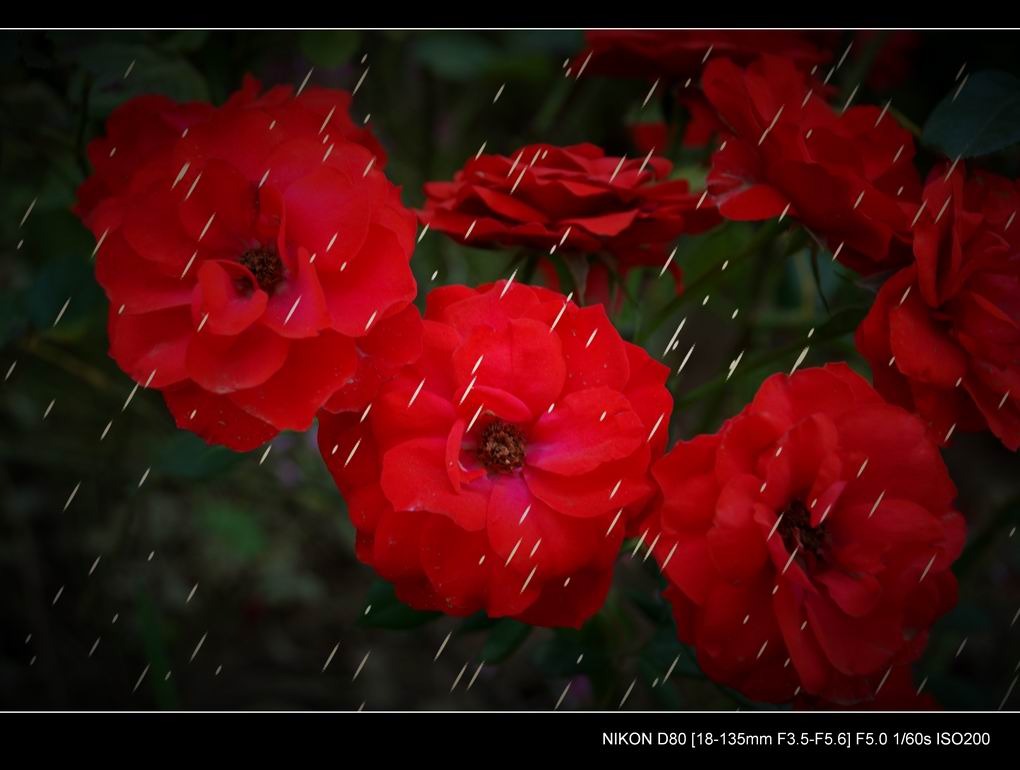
(318, 281), (672, 628)
(420, 143), (718, 305)
(856, 167), (1020, 450)
(75, 76), (418, 451)
(703, 55), (922, 274)
(644, 364), (964, 705)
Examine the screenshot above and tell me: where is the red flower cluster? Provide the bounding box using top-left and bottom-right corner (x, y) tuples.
(420, 143), (719, 303)
(318, 281), (672, 628)
(703, 54), (921, 274)
(74, 32), (1011, 709)
(76, 76), (418, 450)
(856, 168), (1020, 450)
(572, 30), (829, 83)
(644, 365), (964, 704)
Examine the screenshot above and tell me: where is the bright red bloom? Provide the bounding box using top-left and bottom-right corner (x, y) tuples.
(856, 168), (1020, 451)
(572, 30), (829, 83)
(419, 143), (719, 304)
(317, 281), (672, 628)
(74, 95), (213, 221)
(643, 364), (964, 705)
(76, 76), (418, 451)
(76, 75), (385, 227)
(703, 55), (922, 274)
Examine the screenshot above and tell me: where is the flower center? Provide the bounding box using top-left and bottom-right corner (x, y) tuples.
(777, 499), (827, 561)
(478, 420), (526, 473)
(240, 247), (284, 292)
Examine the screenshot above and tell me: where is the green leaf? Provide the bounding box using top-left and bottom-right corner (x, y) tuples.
(412, 33), (499, 81)
(25, 251), (104, 338)
(199, 503), (267, 561)
(62, 43), (209, 117)
(134, 590), (178, 709)
(809, 249), (831, 313)
(955, 496), (1020, 576)
(1, 81), (71, 133)
(299, 30), (360, 69)
(457, 611), (500, 635)
(0, 289), (25, 346)
(358, 579), (441, 630)
(152, 432), (242, 480)
(533, 624), (611, 678)
(480, 618), (531, 663)
(626, 587), (673, 626)
(20, 208), (94, 261)
(500, 30), (584, 55)
(559, 253), (591, 304)
(158, 30), (211, 54)
(677, 305), (869, 407)
(545, 252), (579, 297)
(922, 70), (1020, 158)
(938, 603), (997, 634)
(639, 627), (700, 678)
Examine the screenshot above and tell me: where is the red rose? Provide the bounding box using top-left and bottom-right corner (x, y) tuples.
(420, 143), (719, 305)
(317, 281), (672, 628)
(643, 364), (964, 705)
(856, 168), (1020, 450)
(628, 121), (672, 157)
(572, 30), (829, 83)
(76, 74), (384, 230)
(796, 665), (939, 710)
(675, 91), (727, 148)
(74, 95), (213, 224)
(222, 75), (388, 167)
(703, 55), (922, 274)
(76, 76), (418, 451)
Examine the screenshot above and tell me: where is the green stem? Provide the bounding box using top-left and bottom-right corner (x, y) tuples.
(838, 30), (889, 104)
(636, 220), (786, 345)
(16, 336), (164, 422)
(888, 105), (922, 139)
(519, 253), (540, 285)
(19, 335), (116, 394)
(675, 319), (853, 408)
(955, 497), (1020, 579)
(688, 235), (777, 434)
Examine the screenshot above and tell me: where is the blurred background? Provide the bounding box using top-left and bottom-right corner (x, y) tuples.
(1, 29), (1019, 710)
